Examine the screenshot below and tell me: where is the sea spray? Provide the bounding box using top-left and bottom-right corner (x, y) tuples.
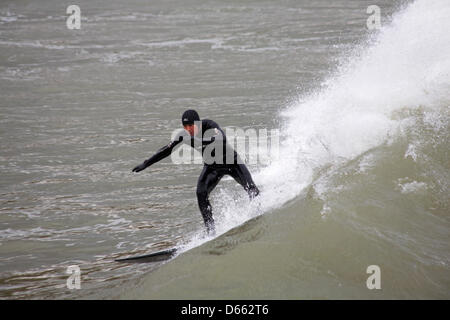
(197, 0), (450, 245)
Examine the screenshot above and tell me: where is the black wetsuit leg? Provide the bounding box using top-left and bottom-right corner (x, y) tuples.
(196, 164), (259, 234)
(196, 165), (225, 234)
(228, 163), (260, 199)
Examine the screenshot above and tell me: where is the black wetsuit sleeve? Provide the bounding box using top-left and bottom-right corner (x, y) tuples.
(200, 119), (226, 145)
(132, 138), (182, 172)
(191, 135), (218, 145)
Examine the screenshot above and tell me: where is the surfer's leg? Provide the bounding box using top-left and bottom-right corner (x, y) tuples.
(229, 163), (260, 199)
(196, 166), (224, 234)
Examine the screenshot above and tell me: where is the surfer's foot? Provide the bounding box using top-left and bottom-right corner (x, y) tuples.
(206, 223), (216, 236)
(248, 186), (260, 200)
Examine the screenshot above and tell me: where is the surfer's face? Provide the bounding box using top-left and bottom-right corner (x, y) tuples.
(183, 124), (198, 136)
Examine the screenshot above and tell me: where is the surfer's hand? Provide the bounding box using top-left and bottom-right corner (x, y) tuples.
(132, 163), (146, 172)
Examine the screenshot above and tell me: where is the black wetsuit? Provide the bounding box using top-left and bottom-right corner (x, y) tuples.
(132, 119), (259, 234)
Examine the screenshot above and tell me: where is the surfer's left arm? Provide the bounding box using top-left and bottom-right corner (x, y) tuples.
(132, 135), (184, 173)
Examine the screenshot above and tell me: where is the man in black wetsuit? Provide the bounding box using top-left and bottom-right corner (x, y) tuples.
(132, 109), (259, 234)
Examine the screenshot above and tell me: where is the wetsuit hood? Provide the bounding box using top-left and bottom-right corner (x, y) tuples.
(182, 109), (200, 126)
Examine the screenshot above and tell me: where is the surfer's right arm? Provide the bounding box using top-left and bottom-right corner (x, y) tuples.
(132, 133), (185, 173)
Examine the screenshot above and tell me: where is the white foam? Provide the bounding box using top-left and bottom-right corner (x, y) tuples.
(397, 179), (428, 194)
(133, 38), (226, 49)
(100, 51), (141, 64)
(255, 0), (450, 209)
(405, 144), (418, 161)
(358, 153), (376, 173)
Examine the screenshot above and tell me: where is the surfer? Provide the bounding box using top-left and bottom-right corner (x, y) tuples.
(132, 110), (260, 235)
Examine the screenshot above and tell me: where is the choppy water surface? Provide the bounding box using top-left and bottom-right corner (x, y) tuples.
(0, 0), (449, 299)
